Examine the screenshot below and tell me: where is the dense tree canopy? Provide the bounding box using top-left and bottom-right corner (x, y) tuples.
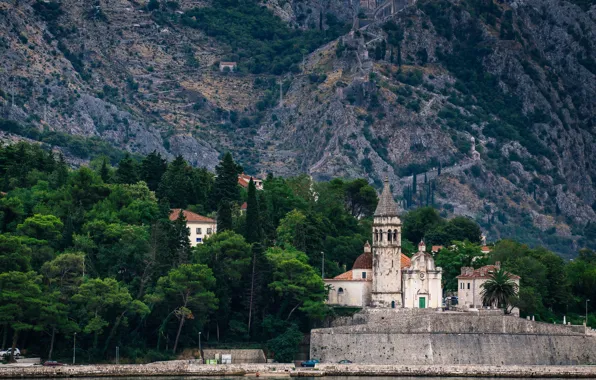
(0, 142), (593, 364)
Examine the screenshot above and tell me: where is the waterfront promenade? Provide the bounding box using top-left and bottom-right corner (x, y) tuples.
(1, 361), (596, 378)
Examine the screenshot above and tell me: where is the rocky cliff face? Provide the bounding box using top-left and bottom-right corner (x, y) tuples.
(0, 0), (594, 255)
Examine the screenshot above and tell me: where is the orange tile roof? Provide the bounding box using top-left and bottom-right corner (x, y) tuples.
(169, 209), (216, 223)
(329, 270), (371, 281)
(401, 253), (411, 268)
(431, 245), (443, 252)
(240, 202), (248, 210)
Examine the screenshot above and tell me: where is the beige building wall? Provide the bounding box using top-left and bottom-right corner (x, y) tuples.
(326, 280), (372, 307)
(403, 272), (442, 309)
(188, 220), (217, 246)
(458, 278), (520, 308)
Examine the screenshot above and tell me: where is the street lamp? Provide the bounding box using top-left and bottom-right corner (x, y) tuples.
(73, 332), (77, 365)
(586, 299), (591, 327)
(198, 332), (202, 363)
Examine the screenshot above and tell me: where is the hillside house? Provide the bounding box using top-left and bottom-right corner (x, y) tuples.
(238, 173), (263, 190)
(169, 209), (217, 246)
(219, 62), (237, 72)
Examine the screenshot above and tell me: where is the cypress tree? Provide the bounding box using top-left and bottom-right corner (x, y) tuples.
(412, 172), (417, 194)
(213, 152), (242, 208)
(217, 201), (233, 232)
(397, 44), (402, 68)
(245, 178), (261, 243)
(390, 48), (394, 63)
(100, 158), (110, 183)
(438, 162), (442, 176)
(172, 210), (191, 265)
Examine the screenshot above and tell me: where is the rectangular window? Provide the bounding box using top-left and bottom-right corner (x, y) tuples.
(196, 238), (201, 242)
(207, 228), (212, 234)
(362, 272), (366, 279)
(467, 283), (470, 290)
(196, 228), (202, 234)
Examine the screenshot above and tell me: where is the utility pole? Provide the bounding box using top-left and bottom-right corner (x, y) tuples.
(73, 333), (77, 365)
(198, 332), (202, 363)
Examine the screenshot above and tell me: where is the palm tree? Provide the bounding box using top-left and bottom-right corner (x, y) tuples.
(481, 268), (518, 312)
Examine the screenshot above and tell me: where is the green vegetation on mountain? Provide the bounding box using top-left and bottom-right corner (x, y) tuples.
(181, 0), (349, 74)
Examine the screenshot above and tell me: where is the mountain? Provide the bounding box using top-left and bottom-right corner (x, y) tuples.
(0, 0), (595, 255)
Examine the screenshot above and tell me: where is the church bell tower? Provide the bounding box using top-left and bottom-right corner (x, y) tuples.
(371, 177), (403, 308)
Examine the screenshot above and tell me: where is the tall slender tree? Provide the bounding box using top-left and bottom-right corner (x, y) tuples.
(115, 153), (139, 184)
(245, 178), (262, 244)
(140, 151), (167, 192)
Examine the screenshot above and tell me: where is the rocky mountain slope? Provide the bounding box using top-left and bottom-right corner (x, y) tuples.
(0, 0), (595, 255)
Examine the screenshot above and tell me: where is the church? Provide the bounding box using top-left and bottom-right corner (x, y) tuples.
(324, 178), (443, 309)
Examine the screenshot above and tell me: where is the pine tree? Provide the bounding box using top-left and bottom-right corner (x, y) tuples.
(212, 152), (242, 208)
(157, 156), (193, 208)
(172, 210), (191, 265)
(217, 201), (233, 232)
(100, 158), (110, 183)
(115, 153), (139, 184)
(53, 153), (69, 188)
(140, 151), (167, 191)
(245, 178), (262, 244)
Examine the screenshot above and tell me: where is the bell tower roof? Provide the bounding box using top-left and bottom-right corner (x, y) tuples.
(374, 176), (400, 217)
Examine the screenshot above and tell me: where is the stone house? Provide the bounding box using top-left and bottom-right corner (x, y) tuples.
(403, 241), (443, 309)
(456, 262), (520, 309)
(238, 173), (263, 190)
(169, 209), (217, 246)
(219, 62), (237, 72)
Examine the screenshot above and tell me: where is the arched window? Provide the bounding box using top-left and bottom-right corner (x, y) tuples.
(374, 229), (378, 242)
(393, 229), (398, 241)
(338, 287), (344, 295)
(387, 230), (392, 241)
(391, 300), (396, 309)
(379, 230), (383, 241)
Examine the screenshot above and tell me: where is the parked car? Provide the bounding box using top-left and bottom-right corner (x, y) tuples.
(0, 348), (20, 359)
(300, 359), (320, 367)
(338, 359), (352, 364)
(43, 361), (66, 367)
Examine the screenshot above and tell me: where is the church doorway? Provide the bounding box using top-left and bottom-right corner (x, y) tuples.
(419, 297), (426, 309)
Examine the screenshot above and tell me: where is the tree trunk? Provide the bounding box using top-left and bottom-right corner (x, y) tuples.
(103, 311), (127, 355)
(286, 303), (301, 321)
(172, 316), (186, 353)
(247, 248), (257, 337)
(48, 327), (56, 360)
(9, 330), (19, 363)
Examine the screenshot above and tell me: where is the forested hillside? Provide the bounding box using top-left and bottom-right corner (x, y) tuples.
(0, 0), (595, 254)
(0, 143), (595, 363)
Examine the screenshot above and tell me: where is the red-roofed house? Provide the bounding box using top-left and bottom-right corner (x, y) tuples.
(238, 174), (263, 190)
(456, 262), (520, 309)
(170, 209), (217, 246)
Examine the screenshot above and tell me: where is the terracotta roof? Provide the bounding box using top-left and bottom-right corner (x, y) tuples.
(374, 176), (399, 217)
(353, 251), (372, 269)
(240, 202), (248, 210)
(329, 270), (371, 281)
(431, 245), (443, 252)
(481, 245), (492, 252)
(238, 176), (250, 188)
(169, 209), (216, 223)
(401, 253), (411, 268)
(457, 264), (520, 280)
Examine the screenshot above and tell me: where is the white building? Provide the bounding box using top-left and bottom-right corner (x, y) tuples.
(325, 177), (443, 309)
(169, 209), (217, 246)
(456, 262), (520, 309)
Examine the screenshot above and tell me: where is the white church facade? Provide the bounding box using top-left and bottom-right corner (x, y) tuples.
(324, 178), (443, 309)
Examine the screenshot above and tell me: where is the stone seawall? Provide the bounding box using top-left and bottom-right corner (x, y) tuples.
(311, 313), (596, 365)
(310, 332), (596, 365)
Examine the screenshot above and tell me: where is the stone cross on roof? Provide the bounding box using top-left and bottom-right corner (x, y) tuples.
(374, 176), (399, 217)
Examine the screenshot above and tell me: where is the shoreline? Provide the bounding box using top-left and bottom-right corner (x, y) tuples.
(1, 362), (596, 378)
